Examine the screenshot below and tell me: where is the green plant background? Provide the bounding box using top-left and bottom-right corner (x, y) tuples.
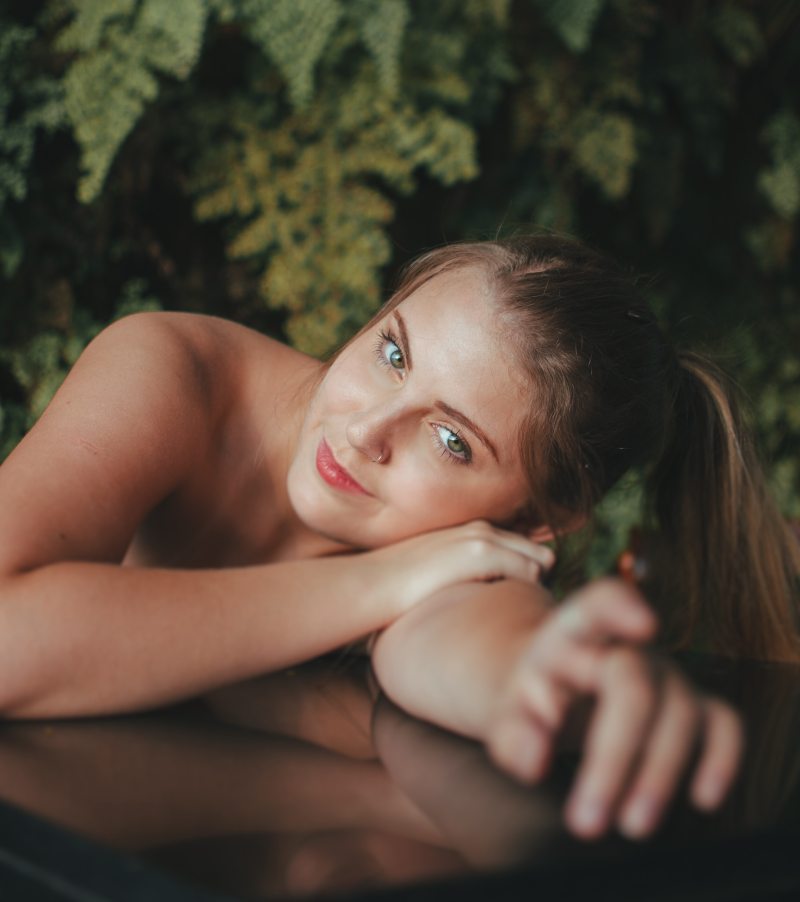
(2, 0), (798, 577)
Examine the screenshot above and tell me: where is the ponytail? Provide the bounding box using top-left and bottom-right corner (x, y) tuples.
(645, 351), (800, 662)
(400, 233), (800, 662)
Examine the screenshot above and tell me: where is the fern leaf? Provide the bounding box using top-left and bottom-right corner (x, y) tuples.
(758, 110), (800, 220)
(356, 0), (409, 94)
(571, 109), (636, 199)
(710, 4), (764, 67)
(55, 0), (137, 53)
(138, 0), (208, 79)
(1, 20), (65, 226)
(533, 0), (606, 53)
(63, 33), (158, 202)
(241, 0), (342, 108)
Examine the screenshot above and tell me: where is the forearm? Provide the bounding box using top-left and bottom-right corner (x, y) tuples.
(370, 579), (553, 740)
(0, 556), (383, 718)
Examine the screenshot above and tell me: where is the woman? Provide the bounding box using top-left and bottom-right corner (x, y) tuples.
(0, 234), (793, 838)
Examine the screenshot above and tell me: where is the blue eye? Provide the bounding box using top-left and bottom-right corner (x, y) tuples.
(433, 425), (472, 463)
(385, 341), (404, 370)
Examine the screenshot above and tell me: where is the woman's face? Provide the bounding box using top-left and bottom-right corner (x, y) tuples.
(287, 268), (531, 548)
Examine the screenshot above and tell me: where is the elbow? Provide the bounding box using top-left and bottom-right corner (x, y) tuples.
(0, 574), (58, 719)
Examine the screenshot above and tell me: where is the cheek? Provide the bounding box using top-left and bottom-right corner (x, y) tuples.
(319, 356), (373, 411)
(383, 464), (494, 528)
(391, 462), (528, 531)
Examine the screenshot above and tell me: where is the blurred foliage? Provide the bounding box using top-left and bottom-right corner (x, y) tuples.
(1, 0), (798, 575)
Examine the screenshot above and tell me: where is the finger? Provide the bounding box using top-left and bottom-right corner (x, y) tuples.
(689, 698), (744, 811)
(401, 525), (555, 603)
(512, 664), (579, 733)
(522, 630), (606, 698)
(460, 521), (556, 572)
(487, 710), (555, 784)
(563, 648), (658, 839)
(554, 579), (658, 646)
(486, 529), (556, 575)
(467, 544), (555, 586)
(616, 670), (700, 839)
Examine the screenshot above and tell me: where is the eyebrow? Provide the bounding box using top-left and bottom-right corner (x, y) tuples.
(435, 401), (500, 463)
(393, 311), (500, 463)
(394, 311), (413, 371)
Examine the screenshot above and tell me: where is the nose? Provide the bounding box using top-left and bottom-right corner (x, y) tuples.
(345, 402), (400, 464)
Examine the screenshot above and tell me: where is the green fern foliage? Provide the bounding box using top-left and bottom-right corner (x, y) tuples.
(63, 39), (159, 203)
(0, 20), (64, 274)
(533, 0), (607, 53)
(240, 0), (342, 109)
(138, 0), (208, 77)
(354, 0), (409, 94)
(58, 0), (208, 202)
(710, 3), (764, 67)
(193, 63), (478, 355)
(758, 109), (800, 221)
(54, 0), (137, 52)
(571, 109), (636, 199)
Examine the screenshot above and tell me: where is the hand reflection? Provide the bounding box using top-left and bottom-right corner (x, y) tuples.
(372, 694), (564, 868)
(0, 656), (797, 899)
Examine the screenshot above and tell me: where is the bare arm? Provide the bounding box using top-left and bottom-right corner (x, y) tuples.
(0, 314), (551, 718)
(371, 578), (744, 840)
(371, 578), (550, 739)
(0, 556), (396, 718)
(0, 314), (391, 717)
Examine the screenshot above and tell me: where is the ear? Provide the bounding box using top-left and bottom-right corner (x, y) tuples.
(527, 524), (556, 544)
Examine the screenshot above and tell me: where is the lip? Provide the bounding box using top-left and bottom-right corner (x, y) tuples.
(316, 439), (370, 495)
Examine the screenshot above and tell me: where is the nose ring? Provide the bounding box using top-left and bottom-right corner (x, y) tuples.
(373, 452), (384, 464)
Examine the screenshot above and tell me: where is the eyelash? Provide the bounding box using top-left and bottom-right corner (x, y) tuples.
(373, 326), (473, 466)
(431, 424), (472, 465)
(374, 329), (405, 372)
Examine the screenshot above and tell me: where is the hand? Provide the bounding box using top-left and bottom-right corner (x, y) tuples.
(485, 579), (744, 840)
(363, 520), (555, 616)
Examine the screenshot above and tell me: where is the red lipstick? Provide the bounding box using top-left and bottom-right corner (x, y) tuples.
(316, 439), (369, 495)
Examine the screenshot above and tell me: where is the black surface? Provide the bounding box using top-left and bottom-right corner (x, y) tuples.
(0, 656), (798, 901)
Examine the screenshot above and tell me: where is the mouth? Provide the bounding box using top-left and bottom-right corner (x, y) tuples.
(316, 439), (370, 495)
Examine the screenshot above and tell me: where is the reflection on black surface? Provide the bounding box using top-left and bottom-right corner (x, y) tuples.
(0, 656), (798, 899)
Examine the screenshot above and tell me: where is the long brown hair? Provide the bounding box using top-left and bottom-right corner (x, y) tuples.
(356, 233), (800, 661)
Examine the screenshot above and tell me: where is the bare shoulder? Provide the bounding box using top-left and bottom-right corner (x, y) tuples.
(0, 312), (306, 574)
(112, 310), (309, 391)
(53, 310), (306, 430)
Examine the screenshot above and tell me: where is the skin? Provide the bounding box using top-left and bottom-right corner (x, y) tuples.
(287, 269), (538, 548)
(0, 267), (742, 840)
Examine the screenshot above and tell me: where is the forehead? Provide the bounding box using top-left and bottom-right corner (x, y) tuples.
(397, 267), (513, 361)
(394, 269), (529, 448)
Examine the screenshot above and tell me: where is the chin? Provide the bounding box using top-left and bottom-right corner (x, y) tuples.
(287, 472), (370, 548)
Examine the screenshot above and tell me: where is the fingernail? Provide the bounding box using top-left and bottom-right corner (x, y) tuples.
(568, 797), (606, 836)
(619, 797), (657, 839)
(515, 743), (545, 782)
(558, 603), (588, 638)
(693, 776), (726, 810)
